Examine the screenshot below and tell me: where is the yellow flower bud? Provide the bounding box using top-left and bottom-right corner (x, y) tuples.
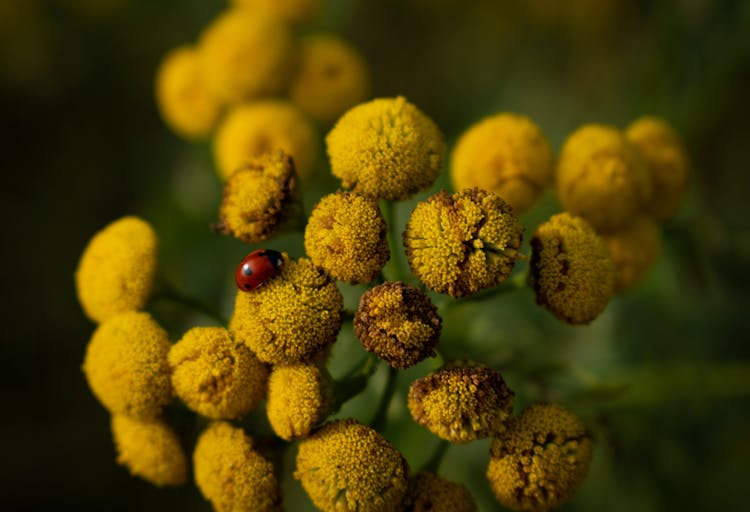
(75, 216), (157, 323)
(266, 363), (333, 440)
(304, 191), (389, 284)
(230, 0), (321, 25)
(82, 311), (172, 419)
(404, 472), (477, 512)
(451, 113), (554, 214)
(487, 403), (593, 512)
(326, 96), (445, 200)
(602, 215), (662, 293)
(404, 188), (524, 297)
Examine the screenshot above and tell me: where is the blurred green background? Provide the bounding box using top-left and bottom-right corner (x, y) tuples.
(2, 0), (750, 510)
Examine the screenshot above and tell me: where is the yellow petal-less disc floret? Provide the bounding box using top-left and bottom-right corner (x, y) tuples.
(218, 150), (297, 243)
(602, 215), (662, 293)
(198, 8), (296, 104)
(625, 116), (691, 220)
(294, 418), (409, 512)
(169, 326), (268, 420)
(450, 113), (554, 214)
(354, 281), (441, 369)
(403, 472), (477, 512)
(230, 0), (321, 25)
(487, 403), (593, 512)
(304, 191), (389, 284)
(408, 364), (514, 444)
(110, 415), (187, 487)
(529, 213), (615, 324)
(214, 100), (318, 181)
(404, 188), (524, 297)
(266, 363), (333, 440)
(557, 124), (652, 232)
(82, 311), (172, 419)
(194, 422), (281, 512)
(289, 34), (371, 124)
(75, 216), (157, 324)
(155, 45), (222, 140)
(230, 256), (343, 364)
(326, 96), (445, 201)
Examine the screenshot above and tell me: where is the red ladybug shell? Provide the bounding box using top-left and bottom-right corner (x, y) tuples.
(235, 249), (284, 291)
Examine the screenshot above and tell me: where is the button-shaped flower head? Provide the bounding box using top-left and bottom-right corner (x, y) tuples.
(354, 281), (441, 369)
(230, 0), (321, 25)
(304, 191), (389, 284)
(602, 215), (662, 293)
(404, 188), (524, 297)
(82, 311), (172, 419)
(194, 422), (281, 512)
(557, 124), (652, 232)
(218, 150), (297, 244)
(294, 418), (409, 512)
(487, 403), (593, 512)
(169, 326), (268, 420)
(230, 256), (343, 364)
(451, 113), (554, 214)
(408, 364), (514, 444)
(326, 96), (445, 201)
(266, 363), (333, 440)
(110, 415), (187, 487)
(403, 472), (477, 512)
(529, 213), (615, 324)
(75, 216), (157, 323)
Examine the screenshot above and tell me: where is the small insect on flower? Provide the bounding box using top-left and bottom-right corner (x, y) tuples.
(235, 249), (284, 291)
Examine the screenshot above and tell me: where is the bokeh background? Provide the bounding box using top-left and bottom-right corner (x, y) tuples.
(2, 0), (750, 510)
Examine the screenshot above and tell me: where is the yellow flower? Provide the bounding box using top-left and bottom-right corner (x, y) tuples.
(198, 8), (296, 104)
(110, 415), (187, 487)
(304, 191), (389, 284)
(75, 216), (157, 323)
(266, 363), (333, 440)
(154, 45), (222, 140)
(404, 472), (477, 512)
(529, 213), (615, 324)
(230, 0), (321, 24)
(450, 113), (554, 214)
(82, 311), (172, 419)
(403, 188), (524, 297)
(230, 256), (343, 364)
(213, 100), (318, 181)
(625, 116), (691, 220)
(408, 364), (514, 444)
(194, 422), (281, 512)
(289, 34), (371, 124)
(354, 281), (441, 369)
(487, 403), (593, 512)
(326, 96), (445, 200)
(602, 215), (662, 293)
(217, 150), (297, 243)
(169, 326), (268, 420)
(294, 418), (409, 512)
(557, 124), (652, 232)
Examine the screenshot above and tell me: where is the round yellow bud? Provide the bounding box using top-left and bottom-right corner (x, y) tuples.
(326, 96), (445, 201)
(451, 113), (553, 214)
(266, 363), (333, 440)
(487, 403), (593, 512)
(230, 0), (321, 24)
(602, 215), (662, 293)
(404, 188), (524, 297)
(75, 216), (157, 324)
(404, 472), (477, 512)
(82, 311), (172, 419)
(304, 191), (389, 284)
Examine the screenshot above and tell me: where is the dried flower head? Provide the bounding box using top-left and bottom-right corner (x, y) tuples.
(82, 311), (172, 419)
(266, 363), (333, 440)
(404, 188), (524, 297)
(75, 216), (157, 323)
(110, 415), (187, 487)
(217, 150), (296, 243)
(354, 281), (441, 369)
(602, 215), (662, 293)
(557, 124), (652, 232)
(403, 472), (477, 512)
(294, 418), (409, 511)
(326, 96), (445, 200)
(487, 403), (593, 512)
(529, 212), (615, 324)
(214, 100), (318, 181)
(304, 191), (389, 284)
(194, 422), (281, 512)
(230, 256), (343, 364)
(451, 113), (554, 214)
(408, 364), (514, 444)
(230, 0), (321, 24)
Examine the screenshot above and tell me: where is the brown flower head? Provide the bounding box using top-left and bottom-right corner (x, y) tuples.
(403, 472), (477, 512)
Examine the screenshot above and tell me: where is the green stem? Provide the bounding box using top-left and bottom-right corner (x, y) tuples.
(329, 355), (378, 415)
(381, 200), (406, 283)
(421, 439), (450, 473)
(438, 266), (529, 314)
(155, 279), (228, 325)
(370, 365), (399, 431)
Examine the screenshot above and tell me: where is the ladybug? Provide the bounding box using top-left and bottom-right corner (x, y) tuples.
(235, 249), (284, 291)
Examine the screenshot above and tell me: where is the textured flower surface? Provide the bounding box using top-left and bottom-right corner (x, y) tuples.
(266, 363), (333, 440)
(403, 472), (477, 512)
(603, 215), (662, 293)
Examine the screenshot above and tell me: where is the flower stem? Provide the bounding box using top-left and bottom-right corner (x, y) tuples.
(421, 439), (450, 473)
(370, 365), (399, 431)
(381, 200), (406, 283)
(154, 278), (228, 325)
